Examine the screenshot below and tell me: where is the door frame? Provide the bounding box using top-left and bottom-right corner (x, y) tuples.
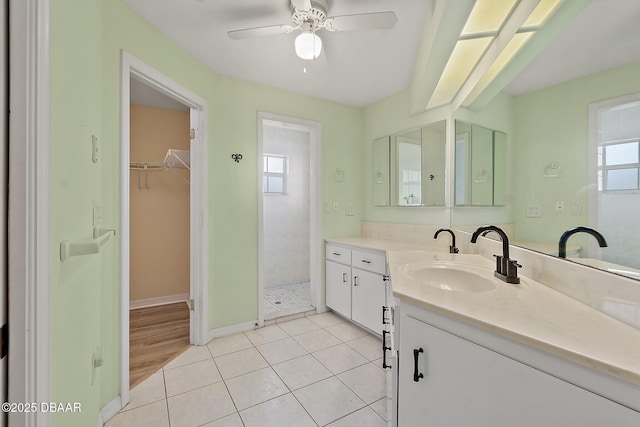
(120, 51), (209, 405)
(257, 112), (322, 326)
(8, 0), (51, 425)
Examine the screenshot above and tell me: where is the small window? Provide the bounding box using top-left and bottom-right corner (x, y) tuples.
(263, 154), (287, 194)
(599, 141), (640, 191)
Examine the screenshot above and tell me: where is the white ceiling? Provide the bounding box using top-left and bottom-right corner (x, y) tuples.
(123, 0), (640, 108)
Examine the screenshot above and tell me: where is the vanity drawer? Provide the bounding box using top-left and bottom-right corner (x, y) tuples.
(326, 244), (351, 265)
(352, 249), (386, 275)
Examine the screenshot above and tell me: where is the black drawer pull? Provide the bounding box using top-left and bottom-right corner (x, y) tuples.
(361, 259), (372, 264)
(332, 252), (341, 256)
(382, 330), (392, 369)
(413, 348), (424, 382)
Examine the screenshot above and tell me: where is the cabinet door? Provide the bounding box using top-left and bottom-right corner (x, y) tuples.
(398, 315), (640, 427)
(351, 267), (385, 333)
(326, 260), (351, 318)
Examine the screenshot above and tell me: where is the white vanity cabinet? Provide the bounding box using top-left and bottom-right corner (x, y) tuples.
(325, 243), (387, 334)
(397, 311), (640, 427)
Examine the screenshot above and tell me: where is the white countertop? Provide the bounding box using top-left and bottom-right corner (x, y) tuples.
(387, 250), (640, 387)
(326, 237), (448, 253)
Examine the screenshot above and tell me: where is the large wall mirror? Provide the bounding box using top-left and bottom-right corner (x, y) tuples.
(450, 1), (640, 281)
(454, 120), (507, 206)
(373, 120), (446, 207)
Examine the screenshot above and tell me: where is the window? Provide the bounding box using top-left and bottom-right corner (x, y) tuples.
(598, 140), (640, 191)
(263, 154), (287, 194)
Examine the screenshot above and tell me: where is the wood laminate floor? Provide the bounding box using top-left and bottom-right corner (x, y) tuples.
(129, 302), (190, 388)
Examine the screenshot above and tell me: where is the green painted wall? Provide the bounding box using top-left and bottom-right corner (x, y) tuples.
(511, 61), (640, 247)
(51, 0), (363, 425)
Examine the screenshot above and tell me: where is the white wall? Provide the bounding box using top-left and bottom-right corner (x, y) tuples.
(263, 124), (310, 288)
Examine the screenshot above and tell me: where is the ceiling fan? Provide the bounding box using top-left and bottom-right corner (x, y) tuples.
(227, 0), (397, 62)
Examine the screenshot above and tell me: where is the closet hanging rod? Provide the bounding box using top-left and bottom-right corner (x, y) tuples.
(129, 161), (164, 171)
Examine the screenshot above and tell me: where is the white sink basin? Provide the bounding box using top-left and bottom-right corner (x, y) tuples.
(405, 263), (497, 293)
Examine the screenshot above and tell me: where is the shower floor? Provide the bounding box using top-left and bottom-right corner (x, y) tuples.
(264, 281), (314, 319)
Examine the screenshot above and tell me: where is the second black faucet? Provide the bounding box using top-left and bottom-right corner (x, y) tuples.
(470, 225), (521, 284)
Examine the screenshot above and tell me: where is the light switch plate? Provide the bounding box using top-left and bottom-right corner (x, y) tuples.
(93, 200), (102, 226)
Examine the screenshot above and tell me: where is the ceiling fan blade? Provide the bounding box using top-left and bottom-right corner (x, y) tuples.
(228, 24), (293, 40)
(325, 11), (397, 32)
(291, 0), (312, 12)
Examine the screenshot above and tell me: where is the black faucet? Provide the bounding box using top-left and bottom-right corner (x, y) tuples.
(558, 226), (608, 258)
(434, 228), (459, 254)
(471, 225), (521, 284)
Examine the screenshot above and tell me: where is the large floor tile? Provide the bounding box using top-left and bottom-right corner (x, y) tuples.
(369, 398), (389, 422)
(294, 377), (365, 426)
(239, 393), (316, 427)
(207, 332), (253, 358)
(164, 358), (222, 397)
(214, 347), (269, 379)
(257, 337), (308, 365)
(337, 362), (386, 404)
(326, 322), (369, 342)
(244, 324), (289, 346)
(124, 370), (166, 411)
(345, 334), (383, 361)
(272, 354), (333, 390)
(307, 311), (347, 328)
(163, 345), (212, 370)
(277, 317), (321, 336)
(225, 367), (289, 410)
(106, 400), (169, 427)
(313, 343), (369, 375)
(293, 328), (341, 353)
(167, 382), (236, 427)
(326, 406), (386, 427)
(201, 412), (244, 427)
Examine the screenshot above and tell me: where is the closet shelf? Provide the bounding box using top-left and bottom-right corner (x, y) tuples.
(129, 149), (190, 185)
(60, 227), (116, 262)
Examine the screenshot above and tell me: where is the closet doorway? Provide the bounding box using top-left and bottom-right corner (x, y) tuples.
(120, 52), (209, 405)
(258, 113), (322, 324)
(128, 78), (191, 388)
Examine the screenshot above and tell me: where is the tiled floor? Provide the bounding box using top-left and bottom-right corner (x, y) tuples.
(264, 282), (314, 319)
(107, 311), (387, 427)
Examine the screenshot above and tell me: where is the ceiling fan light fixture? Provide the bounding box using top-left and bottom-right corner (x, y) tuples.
(295, 31), (322, 60)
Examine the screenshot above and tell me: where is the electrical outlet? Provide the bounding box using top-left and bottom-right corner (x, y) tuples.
(335, 168), (345, 182)
(323, 202), (331, 214)
(345, 204), (355, 216)
(332, 201), (339, 212)
(526, 204), (541, 218)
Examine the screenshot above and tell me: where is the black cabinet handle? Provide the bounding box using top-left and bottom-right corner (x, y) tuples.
(382, 306), (389, 325)
(382, 330), (392, 369)
(413, 348), (424, 382)
(361, 259), (372, 264)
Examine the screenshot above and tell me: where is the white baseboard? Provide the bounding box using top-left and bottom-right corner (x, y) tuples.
(130, 293), (189, 310)
(205, 320), (258, 343)
(97, 396), (122, 427)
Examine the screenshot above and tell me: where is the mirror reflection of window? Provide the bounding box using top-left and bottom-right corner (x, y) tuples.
(594, 96), (640, 270)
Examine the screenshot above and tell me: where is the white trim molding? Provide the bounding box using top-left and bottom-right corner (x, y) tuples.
(8, 0), (52, 426)
(120, 51), (209, 409)
(206, 320), (258, 342)
(129, 294), (189, 310)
